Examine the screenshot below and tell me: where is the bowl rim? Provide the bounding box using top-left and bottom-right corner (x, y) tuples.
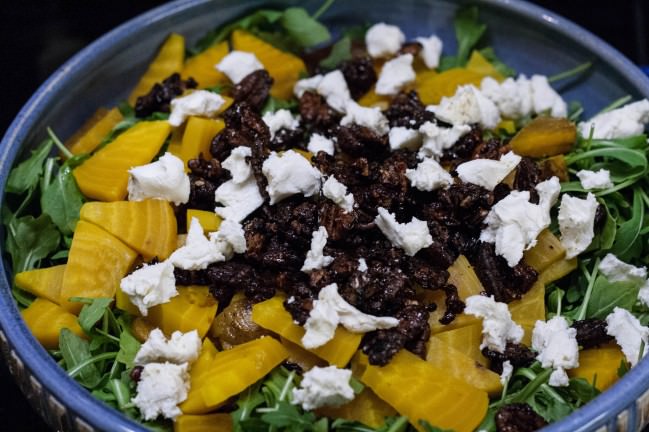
(1, 0), (648, 431)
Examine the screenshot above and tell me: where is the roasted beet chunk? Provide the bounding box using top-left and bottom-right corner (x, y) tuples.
(187, 175), (217, 211)
(135, 73), (197, 117)
(362, 304), (430, 365)
(340, 56), (377, 100)
(471, 242), (538, 303)
(495, 403), (547, 432)
(299, 91), (341, 134)
(482, 342), (536, 374)
(385, 91), (434, 128)
(338, 124), (389, 159)
(572, 319), (614, 349)
(232, 70), (273, 111)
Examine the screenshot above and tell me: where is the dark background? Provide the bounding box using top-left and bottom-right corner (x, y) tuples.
(0, 1), (647, 430)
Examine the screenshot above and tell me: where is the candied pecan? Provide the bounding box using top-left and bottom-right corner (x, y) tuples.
(338, 124), (389, 159)
(573, 319), (614, 349)
(261, 237), (304, 270)
(174, 268), (210, 286)
(187, 154), (224, 181)
(384, 91), (434, 128)
(187, 175), (217, 211)
(340, 56), (377, 100)
(134, 73), (197, 117)
(319, 201), (357, 242)
(231, 70), (273, 111)
(207, 260), (269, 303)
(440, 126), (483, 166)
(398, 41), (422, 57)
(422, 183), (494, 228)
(284, 296), (314, 325)
(513, 157), (541, 203)
(473, 136), (507, 160)
(482, 342), (536, 374)
(471, 242), (538, 303)
(405, 257), (449, 290)
(262, 198), (319, 246)
(495, 403), (547, 432)
(269, 127), (305, 152)
(299, 91), (341, 133)
(439, 284), (465, 325)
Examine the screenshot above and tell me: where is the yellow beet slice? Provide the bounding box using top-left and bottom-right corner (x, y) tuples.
(510, 116), (577, 157)
(79, 199), (177, 260)
(59, 221), (138, 314)
(174, 413), (232, 432)
(416, 68), (484, 105)
(128, 33), (185, 105)
(569, 344), (625, 391)
(167, 124), (186, 159)
(539, 257), (578, 285)
(15, 264), (66, 305)
(354, 351), (488, 432)
(199, 337), (288, 409)
(252, 295), (362, 367)
(317, 388), (397, 428)
(427, 336), (502, 396)
(509, 281), (545, 345)
(496, 119), (516, 134)
(280, 337), (327, 371)
(358, 86), (391, 109)
(524, 229), (566, 272)
(466, 50), (505, 82)
(181, 41), (230, 89)
(178, 117), (225, 170)
(115, 284), (140, 316)
(147, 286), (218, 339)
(21, 298), (85, 349)
(179, 338), (219, 414)
(540, 154), (569, 182)
(231, 30), (306, 100)
(434, 323), (487, 364)
(186, 209), (222, 233)
(73, 121), (171, 201)
(65, 107), (123, 156)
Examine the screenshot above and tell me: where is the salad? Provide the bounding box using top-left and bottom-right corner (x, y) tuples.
(4, 2), (649, 431)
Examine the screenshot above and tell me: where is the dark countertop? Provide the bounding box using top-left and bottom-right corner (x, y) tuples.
(0, 1), (647, 431)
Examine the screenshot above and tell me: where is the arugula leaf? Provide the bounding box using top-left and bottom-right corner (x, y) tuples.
(260, 401), (316, 427)
(261, 96), (299, 115)
(232, 384), (266, 431)
(610, 186), (644, 260)
(60, 328), (102, 388)
(40, 160), (85, 236)
(419, 420), (454, 432)
(281, 7), (331, 48)
(5, 214), (60, 273)
(6, 139), (53, 195)
(586, 276), (640, 319)
(454, 6), (486, 67)
(320, 36), (352, 70)
(78, 298), (114, 334)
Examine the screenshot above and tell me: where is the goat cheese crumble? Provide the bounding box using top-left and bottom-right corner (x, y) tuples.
(456, 151), (522, 191)
(222, 146), (253, 183)
(301, 226), (334, 273)
(302, 283), (399, 349)
(214, 147), (264, 221)
(406, 158), (453, 191)
(606, 307), (649, 366)
(340, 101), (390, 135)
(389, 126), (422, 151)
(464, 295), (524, 353)
(317, 70), (353, 113)
(416, 35), (443, 69)
(558, 193), (598, 259)
(578, 99), (649, 139)
(374, 207), (433, 256)
(168, 90), (226, 127)
(598, 253), (647, 283)
(532, 316), (579, 387)
(168, 217), (226, 270)
(530, 75), (567, 118)
(262, 109), (300, 140)
(292, 366), (355, 410)
(322, 176), (355, 212)
(358, 258), (368, 272)
(134, 329), (202, 365)
(375, 54), (416, 96)
(262, 150), (322, 204)
(500, 360), (513, 385)
(132, 362), (189, 420)
(120, 261), (177, 316)
(307, 133), (335, 155)
(215, 50), (264, 84)
(429, 85), (501, 129)
(417, 121), (471, 159)
(576, 169), (613, 190)
(365, 23), (405, 58)
(127, 152), (190, 205)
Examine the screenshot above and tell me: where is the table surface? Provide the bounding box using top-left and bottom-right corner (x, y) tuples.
(0, 1), (647, 430)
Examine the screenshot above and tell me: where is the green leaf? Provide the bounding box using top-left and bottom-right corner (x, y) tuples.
(261, 96), (299, 115)
(40, 161), (85, 236)
(6, 139), (53, 195)
(618, 358), (630, 377)
(260, 401), (316, 427)
(454, 6), (487, 66)
(611, 187), (644, 260)
(281, 7), (331, 48)
(567, 377), (599, 405)
(232, 383), (267, 429)
(319, 36), (352, 70)
(116, 326), (141, 369)
(478, 47), (515, 77)
(59, 328), (101, 388)
(419, 420), (455, 432)
(5, 214), (60, 273)
(78, 298), (113, 334)
(586, 275), (640, 319)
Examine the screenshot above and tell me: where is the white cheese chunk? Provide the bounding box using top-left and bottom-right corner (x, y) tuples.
(340, 101), (389, 135)
(576, 169), (613, 190)
(262, 109), (300, 140)
(322, 176), (354, 213)
(389, 127), (422, 151)
(500, 360), (513, 385)
(375, 54), (416, 96)
(365, 23), (405, 58)
(606, 307), (649, 366)
(317, 70), (352, 113)
(209, 219), (247, 259)
(416, 35), (443, 69)
(301, 226), (334, 273)
(302, 283), (399, 349)
(120, 261), (177, 316)
(374, 207), (433, 256)
(168, 90), (226, 127)
(262, 150), (322, 205)
(406, 158), (453, 191)
(558, 193), (598, 259)
(215, 50), (264, 84)
(456, 151), (522, 191)
(417, 121), (471, 159)
(530, 75), (567, 118)
(294, 74), (324, 98)
(480, 177), (560, 267)
(307, 133), (335, 155)
(292, 366), (355, 410)
(169, 217), (225, 270)
(132, 362), (189, 420)
(128, 153), (190, 205)
(222, 146), (252, 184)
(358, 258), (368, 272)
(578, 99), (649, 139)
(214, 148), (264, 222)
(532, 316), (579, 387)
(134, 329), (201, 366)
(480, 77), (530, 119)
(429, 85), (501, 129)
(598, 253), (647, 284)
(464, 295), (524, 353)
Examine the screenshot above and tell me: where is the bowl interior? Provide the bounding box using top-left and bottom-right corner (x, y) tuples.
(2, 0), (649, 431)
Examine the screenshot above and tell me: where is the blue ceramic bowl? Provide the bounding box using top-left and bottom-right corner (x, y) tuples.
(1, 1), (649, 431)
